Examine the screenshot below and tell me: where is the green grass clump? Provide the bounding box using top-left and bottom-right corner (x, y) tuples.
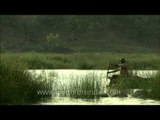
(0, 57), (53, 104)
(65, 73), (102, 99)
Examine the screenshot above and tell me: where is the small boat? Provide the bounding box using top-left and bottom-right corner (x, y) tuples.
(106, 62), (151, 88)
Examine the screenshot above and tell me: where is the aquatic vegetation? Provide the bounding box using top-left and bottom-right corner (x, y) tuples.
(0, 58), (53, 104)
(150, 71), (160, 99)
(109, 71), (160, 100)
(67, 73), (102, 99)
(0, 52), (159, 103)
(50, 72), (103, 99)
(1, 52), (159, 69)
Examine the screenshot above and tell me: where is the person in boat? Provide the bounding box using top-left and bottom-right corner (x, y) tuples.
(107, 58), (129, 84)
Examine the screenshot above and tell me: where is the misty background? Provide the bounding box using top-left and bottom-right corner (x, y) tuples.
(0, 15), (160, 53)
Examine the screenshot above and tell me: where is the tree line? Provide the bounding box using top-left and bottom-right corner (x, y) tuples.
(0, 15), (160, 53)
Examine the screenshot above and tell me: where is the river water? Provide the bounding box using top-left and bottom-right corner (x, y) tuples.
(28, 69), (160, 105)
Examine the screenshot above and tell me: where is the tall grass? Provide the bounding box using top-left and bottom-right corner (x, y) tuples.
(50, 72), (103, 99)
(150, 72), (160, 99)
(0, 57), (53, 104)
(1, 52), (160, 69)
(67, 73), (102, 99)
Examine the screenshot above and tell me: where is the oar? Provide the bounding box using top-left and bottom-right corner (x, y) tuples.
(106, 61), (111, 81)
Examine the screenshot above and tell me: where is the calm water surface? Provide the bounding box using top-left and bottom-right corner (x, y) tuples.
(28, 69), (160, 105)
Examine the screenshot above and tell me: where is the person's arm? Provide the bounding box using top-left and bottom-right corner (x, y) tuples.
(107, 68), (120, 74)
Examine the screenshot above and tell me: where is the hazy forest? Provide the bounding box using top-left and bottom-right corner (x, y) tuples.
(1, 15), (159, 53)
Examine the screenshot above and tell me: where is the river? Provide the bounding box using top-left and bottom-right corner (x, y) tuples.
(28, 69), (160, 105)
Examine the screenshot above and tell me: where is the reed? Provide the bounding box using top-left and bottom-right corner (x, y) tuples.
(150, 71), (160, 99)
(67, 73), (102, 99)
(0, 57), (53, 104)
(1, 52), (159, 69)
(109, 71), (160, 99)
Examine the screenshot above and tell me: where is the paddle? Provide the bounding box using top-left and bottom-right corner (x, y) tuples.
(106, 61), (111, 81)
